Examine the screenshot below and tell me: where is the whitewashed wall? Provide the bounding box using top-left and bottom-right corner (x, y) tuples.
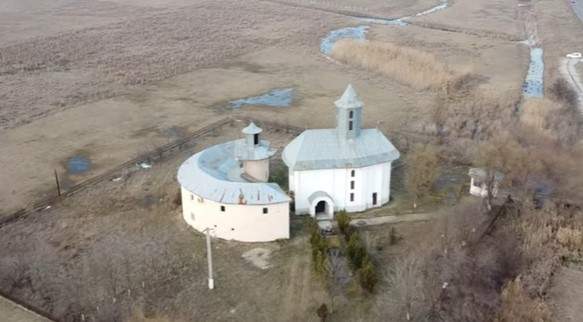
(181, 188), (289, 242)
(243, 159), (269, 182)
(291, 162), (392, 216)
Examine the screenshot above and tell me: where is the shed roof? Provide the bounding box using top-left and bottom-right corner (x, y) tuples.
(282, 128), (400, 171)
(177, 140), (289, 205)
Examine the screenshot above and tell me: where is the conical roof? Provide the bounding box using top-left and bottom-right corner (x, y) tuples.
(242, 122), (262, 135)
(334, 84), (363, 109)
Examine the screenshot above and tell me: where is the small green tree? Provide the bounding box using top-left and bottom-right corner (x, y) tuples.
(358, 256), (377, 293)
(309, 219), (329, 275)
(336, 211), (351, 238)
(389, 227), (399, 245)
(346, 233), (366, 269)
(405, 144), (440, 208)
(316, 303), (329, 322)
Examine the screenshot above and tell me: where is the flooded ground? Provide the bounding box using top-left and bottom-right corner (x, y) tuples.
(523, 47), (544, 97)
(319, 0), (449, 55)
(66, 155), (91, 174)
(229, 88), (294, 109)
(571, 0), (583, 23)
(320, 26), (368, 55)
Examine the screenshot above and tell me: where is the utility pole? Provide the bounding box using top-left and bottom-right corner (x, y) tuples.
(54, 169), (61, 197)
(203, 228), (214, 290)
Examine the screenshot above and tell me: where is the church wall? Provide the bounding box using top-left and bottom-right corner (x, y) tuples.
(181, 187), (289, 242)
(291, 162), (392, 215)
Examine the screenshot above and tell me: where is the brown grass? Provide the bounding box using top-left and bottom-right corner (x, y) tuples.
(331, 39), (454, 90)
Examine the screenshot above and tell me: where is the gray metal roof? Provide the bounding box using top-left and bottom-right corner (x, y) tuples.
(242, 122), (262, 135)
(335, 84), (363, 109)
(177, 140), (289, 205)
(282, 128), (400, 171)
(234, 138), (277, 161)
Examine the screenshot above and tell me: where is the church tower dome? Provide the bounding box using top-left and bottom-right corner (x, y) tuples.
(334, 84), (363, 140)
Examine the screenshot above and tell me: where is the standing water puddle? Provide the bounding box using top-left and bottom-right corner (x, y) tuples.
(229, 88), (294, 109)
(319, 0), (449, 55)
(522, 47), (544, 98)
(67, 155), (91, 174)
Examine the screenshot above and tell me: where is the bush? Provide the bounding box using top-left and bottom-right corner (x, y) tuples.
(336, 211), (351, 238)
(549, 78), (578, 110)
(172, 189), (182, 207)
(346, 233), (366, 269)
(316, 303), (329, 322)
(358, 256), (377, 293)
(309, 219), (329, 275)
(496, 278), (551, 322)
(389, 227), (399, 245)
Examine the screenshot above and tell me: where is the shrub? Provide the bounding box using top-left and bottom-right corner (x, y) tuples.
(358, 256), (377, 293)
(309, 219), (329, 275)
(346, 233), (366, 269)
(556, 227), (583, 251)
(335, 211), (351, 238)
(316, 303), (329, 322)
(549, 78), (578, 110)
(389, 227), (399, 245)
(172, 189), (182, 207)
(496, 278), (551, 322)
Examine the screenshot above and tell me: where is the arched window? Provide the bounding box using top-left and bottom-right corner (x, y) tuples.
(349, 111), (354, 119)
(348, 121), (353, 131)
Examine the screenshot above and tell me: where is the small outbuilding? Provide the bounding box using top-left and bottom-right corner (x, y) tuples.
(468, 167), (504, 198)
(282, 84), (400, 219)
(177, 122), (290, 242)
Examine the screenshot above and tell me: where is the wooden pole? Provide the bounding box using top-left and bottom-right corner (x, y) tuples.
(54, 169), (61, 197)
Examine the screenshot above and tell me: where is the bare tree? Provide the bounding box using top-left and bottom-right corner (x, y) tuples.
(405, 144), (440, 208)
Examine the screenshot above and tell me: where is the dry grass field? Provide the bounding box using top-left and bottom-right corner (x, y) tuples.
(3, 0), (583, 320)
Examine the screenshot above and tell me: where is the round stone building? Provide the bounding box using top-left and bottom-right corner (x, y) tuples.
(177, 122), (290, 242)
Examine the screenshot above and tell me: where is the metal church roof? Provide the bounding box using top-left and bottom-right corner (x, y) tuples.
(177, 140), (289, 205)
(282, 128), (400, 171)
(335, 84), (363, 109)
(242, 122), (263, 135)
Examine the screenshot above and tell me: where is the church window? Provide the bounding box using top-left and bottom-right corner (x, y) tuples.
(350, 181), (355, 189)
(350, 193), (354, 202)
(351, 170), (355, 177)
(349, 111), (354, 118)
(254, 133), (259, 145)
(349, 121), (353, 131)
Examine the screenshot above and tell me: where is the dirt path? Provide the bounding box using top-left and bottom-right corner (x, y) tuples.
(350, 213), (437, 227)
(549, 266), (583, 322)
(560, 57), (583, 115)
(0, 296), (52, 322)
(280, 244), (313, 322)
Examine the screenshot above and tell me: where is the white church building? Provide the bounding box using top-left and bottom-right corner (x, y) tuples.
(177, 122), (290, 242)
(282, 84), (400, 219)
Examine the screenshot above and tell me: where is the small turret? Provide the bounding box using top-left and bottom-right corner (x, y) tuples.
(236, 122), (276, 182)
(335, 84), (363, 140)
